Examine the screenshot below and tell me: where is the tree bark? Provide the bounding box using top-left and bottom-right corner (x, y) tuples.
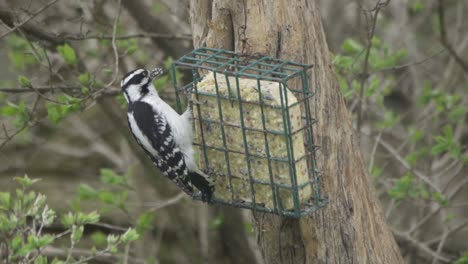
(189, 0), (404, 263)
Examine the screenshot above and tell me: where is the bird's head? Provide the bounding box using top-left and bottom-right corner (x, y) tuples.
(120, 67), (164, 103)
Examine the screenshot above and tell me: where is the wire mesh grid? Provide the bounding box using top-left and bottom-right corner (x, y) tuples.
(171, 47), (327, 217)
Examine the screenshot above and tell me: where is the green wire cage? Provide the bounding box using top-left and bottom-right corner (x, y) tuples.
(170, 47), (327, 218)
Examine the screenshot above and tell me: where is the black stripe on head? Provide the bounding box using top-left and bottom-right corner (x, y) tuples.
(121, 69), (149, 90)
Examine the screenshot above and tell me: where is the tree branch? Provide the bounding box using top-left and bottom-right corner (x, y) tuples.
(437, 0), (468, 76)
(105, 0), (122, 88)
(0, 0), (61, 39)
(356, 0), (390, 134)
(121, 0), (192, 58)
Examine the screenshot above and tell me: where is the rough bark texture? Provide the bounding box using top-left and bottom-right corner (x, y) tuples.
(189, 0), (404, 263)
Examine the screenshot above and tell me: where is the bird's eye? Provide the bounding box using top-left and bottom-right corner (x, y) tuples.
(142, 70), (148, 77)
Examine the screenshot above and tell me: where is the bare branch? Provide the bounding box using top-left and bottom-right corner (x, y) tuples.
(121, 0), (191, 58)
(105, 0), (122, 88)
(374, 49), (445, 72)
(0, 86), (79, 93)
(0, 124), (29, 150)
(377, 137), (443, 194)
(42, 246), (148, 264)
(63, 33), (192, 41)
(0, 0), (61, 39)
(356, 0), (390, 134)
(437, 0), (468, 76)
(394, 230), (451, 263)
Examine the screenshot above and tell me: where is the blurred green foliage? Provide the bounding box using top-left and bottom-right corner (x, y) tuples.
(0, 175), (139, 263)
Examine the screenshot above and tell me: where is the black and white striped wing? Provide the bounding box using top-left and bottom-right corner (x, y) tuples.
(128, 101), (194, 195)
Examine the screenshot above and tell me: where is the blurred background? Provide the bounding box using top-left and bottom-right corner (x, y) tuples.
(0, 0), (467, 263)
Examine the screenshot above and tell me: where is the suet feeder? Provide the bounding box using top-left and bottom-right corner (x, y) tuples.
(171, 48), (327, 217)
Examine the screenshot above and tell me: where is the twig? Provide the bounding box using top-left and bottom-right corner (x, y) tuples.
(42, 246), (147, 264)
(368, 131), (382, 173)
(377, 137), (442, 194)
(0, 0), (61, 39)
(393, 230), (451, 263)
(0, 86), (121, 99)
(425, 219), (468, 246)
(437, 0), (468, 76)
(63, 32), (192, 41)
(0, 86), (81, 93)
(356, 0), (390, 134)
(0, 124), (29, 150)
(87, 222), (128, 233)
(374, 49), (445, 72)
(105, 0), (122, 88)
(432, 230), (448, 264)
(136, 192), (187, 212)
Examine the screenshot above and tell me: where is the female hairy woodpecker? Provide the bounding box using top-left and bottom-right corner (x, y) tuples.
(120, 67), (214, 202)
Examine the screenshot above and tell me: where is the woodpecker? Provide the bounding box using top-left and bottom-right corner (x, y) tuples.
(120, 67), (214, 202)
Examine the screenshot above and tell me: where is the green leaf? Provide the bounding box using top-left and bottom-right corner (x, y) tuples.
(37, 234), (54, 247)
(116, 94), (128, 107)
(46, 105), (62, 124)
(375, 111), (400, 129)
(78, 184), (97, 200)
(121, 228), (139, 243)
(78, 72), (92, 86)
(136, 212), (155, 234)
(0, 103), (19, 116)
(18, 75), (31, 87)
(46, 95), (82, 124)
(61, 212), (75, 228)
(80, 211), (100, 224)
(34, 256), (48, 264)
(432, 192), (448, 206)
(448, 105), (468, 122)
(455, 252), (468, 264)
(364, 77), (380, 97)
(410, 128), (424, 142)
(332, 55), (354, 69)
(370, 165), (384, 179)
(98, 191), (115, 204)
(417, 184), (430, 200)
(100, 168), (126, 186)
(388, 173), (413, 200)
(71, 225), (84, 242)
(0, 192), (11, 209)
(107, 234), (119, 253)
(371, 36), (381, 47)
(405, 147), (427, 166)
(91, 231), (107, 247)
(7, 36), (37, 70)
(342, 38), (363, 54)
(11, 235), (23, 251)
(14, 175), (40, 188)
(431, 125), (460, 158)
(57, 44), (77, 65)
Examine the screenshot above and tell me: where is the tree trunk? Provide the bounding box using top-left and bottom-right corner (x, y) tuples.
(189, 0), (404, 263)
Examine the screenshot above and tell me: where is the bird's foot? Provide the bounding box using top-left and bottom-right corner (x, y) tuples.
(200, 189), (214, 203)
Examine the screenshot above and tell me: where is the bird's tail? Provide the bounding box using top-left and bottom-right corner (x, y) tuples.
(188, 170), (215, 202)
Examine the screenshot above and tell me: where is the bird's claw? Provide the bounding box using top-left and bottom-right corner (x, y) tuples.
(200, 190), (214, 203)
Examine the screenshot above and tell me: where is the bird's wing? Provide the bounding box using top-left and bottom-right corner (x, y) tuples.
(130, 101), (194, 195)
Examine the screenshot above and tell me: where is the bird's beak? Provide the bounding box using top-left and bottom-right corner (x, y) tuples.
(149, 67), (164, 80)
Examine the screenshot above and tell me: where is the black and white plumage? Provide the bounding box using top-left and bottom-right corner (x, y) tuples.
(120, 67), (214, 202)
